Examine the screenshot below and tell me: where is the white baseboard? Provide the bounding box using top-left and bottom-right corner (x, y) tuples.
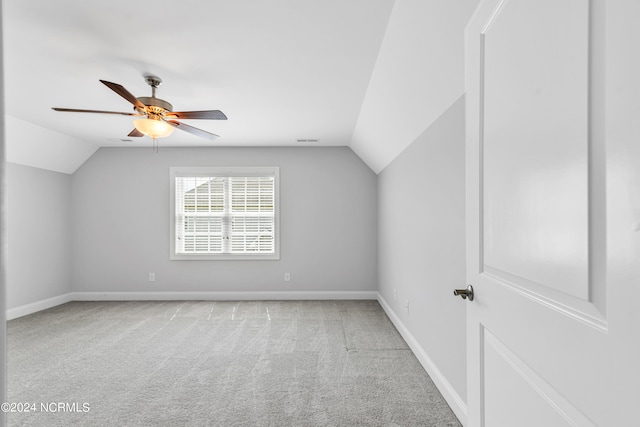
(377, 293), (467, 426)
(6, 293), (73, 320)
(71, 290), (378, 301)
(7, 290), (377, 319)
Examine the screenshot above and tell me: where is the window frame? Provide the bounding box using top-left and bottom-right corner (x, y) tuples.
(170, 166), (280, 260)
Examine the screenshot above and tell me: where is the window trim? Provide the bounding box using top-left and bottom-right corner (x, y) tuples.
(170, 166), (280, 260)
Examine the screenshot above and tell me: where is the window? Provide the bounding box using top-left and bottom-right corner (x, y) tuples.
(170, 167), (279, 260)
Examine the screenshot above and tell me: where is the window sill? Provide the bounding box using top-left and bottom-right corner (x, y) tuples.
(170, 253), (280, 261)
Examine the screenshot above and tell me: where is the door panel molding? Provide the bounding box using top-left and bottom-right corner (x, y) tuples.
(479, 0), (591, 301)
(481, 326), (598, 427)
(482, 268), (606, 331)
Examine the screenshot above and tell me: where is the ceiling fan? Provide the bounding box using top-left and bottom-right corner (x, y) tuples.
(52, 75), (227, 141)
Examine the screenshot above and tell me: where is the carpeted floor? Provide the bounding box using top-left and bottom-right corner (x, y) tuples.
(7, 300), (461, 426)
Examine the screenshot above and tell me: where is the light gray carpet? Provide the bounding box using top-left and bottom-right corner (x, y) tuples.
(7, 300), (461, 426)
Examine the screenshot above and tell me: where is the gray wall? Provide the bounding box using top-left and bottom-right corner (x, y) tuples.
(71, 146), (378, 294)
(7, 136), (466, 406)
(377, 96), (467, 401)
(6, 163), (72, 309)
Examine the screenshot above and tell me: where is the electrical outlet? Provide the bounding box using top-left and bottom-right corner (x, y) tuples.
(149, 272), (155, 282)
(284, 272), (291, 282)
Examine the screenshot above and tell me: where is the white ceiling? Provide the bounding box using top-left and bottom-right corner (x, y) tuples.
(3, 0), (480, 174)
(3, 0), (394, 149)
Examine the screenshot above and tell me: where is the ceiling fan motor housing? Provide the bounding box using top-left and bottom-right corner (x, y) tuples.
(137, 97), (173, 114)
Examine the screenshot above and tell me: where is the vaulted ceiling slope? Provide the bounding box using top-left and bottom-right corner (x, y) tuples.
(3, 0), (478, 175)
(351, 0), (480, 173)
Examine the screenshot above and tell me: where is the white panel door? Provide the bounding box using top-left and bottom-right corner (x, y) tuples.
(464, 0), (640, 426)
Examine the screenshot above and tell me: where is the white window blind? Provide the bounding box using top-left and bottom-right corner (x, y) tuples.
(171, 167), (279, 260)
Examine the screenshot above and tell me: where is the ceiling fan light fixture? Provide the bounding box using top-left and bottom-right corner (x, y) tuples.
(133, 117), (175, 139)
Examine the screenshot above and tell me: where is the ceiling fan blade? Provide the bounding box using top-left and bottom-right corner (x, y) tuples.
(52, 107), (139, 116)
(167, 120), (219, 141)
(99, 80), (146, 110)
(165, 110), (227, 120)
(128, 128), (144, 137)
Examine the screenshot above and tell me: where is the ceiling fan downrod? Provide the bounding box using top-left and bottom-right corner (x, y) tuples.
(144, 75), (162, 97)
